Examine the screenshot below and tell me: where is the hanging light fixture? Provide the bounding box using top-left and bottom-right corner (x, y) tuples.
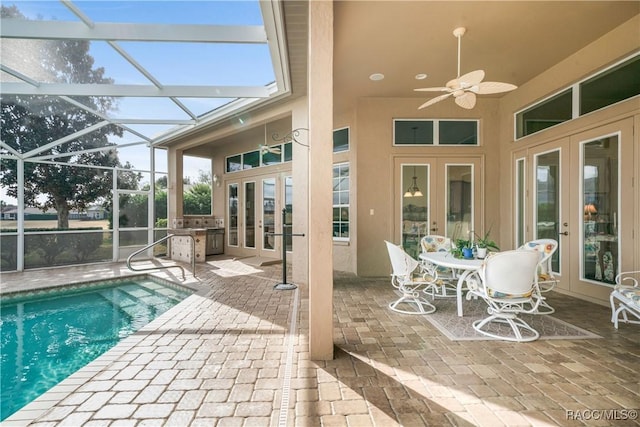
(404, 126), (423, 197)
(404, 166), (423, 197)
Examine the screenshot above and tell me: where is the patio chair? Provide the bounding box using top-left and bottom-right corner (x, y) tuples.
(518, 238), (558, 314)
(610, 271), (640, 329)
(385, 240), (438, 315)
(466, 250), (541, 342)
(420, 235), (457, 298)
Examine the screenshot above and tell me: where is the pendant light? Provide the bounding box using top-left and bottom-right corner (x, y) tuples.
(403, 128), (423, 197)
(404, 166), (423, 197)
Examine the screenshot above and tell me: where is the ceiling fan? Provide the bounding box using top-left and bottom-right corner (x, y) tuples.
(414, 27), (517, 110)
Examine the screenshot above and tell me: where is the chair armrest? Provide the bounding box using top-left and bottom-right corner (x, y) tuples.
(615, 271), (640, 288)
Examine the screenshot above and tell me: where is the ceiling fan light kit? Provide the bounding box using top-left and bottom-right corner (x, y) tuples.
(415, 27), (517, 110)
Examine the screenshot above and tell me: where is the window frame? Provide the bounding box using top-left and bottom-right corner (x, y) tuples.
(514, 52), (640, 140)
(333, 126), (350, 153)
(332, 161), (350, 241)
(393, 119), (479, 146)
(225, 142), (292, 173)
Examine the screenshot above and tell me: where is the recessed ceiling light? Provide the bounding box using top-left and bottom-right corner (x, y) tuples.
(369, 73), (385, 81)
(415, 73), (428, 80)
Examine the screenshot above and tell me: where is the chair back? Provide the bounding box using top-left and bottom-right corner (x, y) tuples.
(420, 235), (452, 253)
(482, 250), (539, 296)
(385, 240), (419, 278)
(519, 239), (558, 274)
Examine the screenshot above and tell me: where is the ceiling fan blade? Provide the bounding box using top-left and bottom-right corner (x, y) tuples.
(472, 81), (518, 94)
(414, 86), (450, 92)
(418, 93), (452, 109)
(457, 70), (485, 87)
(455, 92), (476, 109)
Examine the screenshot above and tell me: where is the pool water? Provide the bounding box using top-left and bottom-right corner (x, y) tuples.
(0, 277), (192, 421)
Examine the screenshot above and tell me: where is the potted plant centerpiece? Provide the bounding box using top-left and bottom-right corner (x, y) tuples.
(475, 229), (499, 259)
(453, 238), (474, 259)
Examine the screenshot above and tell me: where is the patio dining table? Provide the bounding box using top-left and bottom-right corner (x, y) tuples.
(419, 251), (484, 317)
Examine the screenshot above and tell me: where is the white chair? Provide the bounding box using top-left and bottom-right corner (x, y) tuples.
(466, 250), (541, 342)
(518, 239), (558, 314)
(420, 235), (457, 298)
(610, 271), (640, 329)
(385, 240), (438, 315)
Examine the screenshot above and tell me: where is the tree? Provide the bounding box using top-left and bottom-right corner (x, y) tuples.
(184, 183), (212, 215)
(0, 5), (124, 229)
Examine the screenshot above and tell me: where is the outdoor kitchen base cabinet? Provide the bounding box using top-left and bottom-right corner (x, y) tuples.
(206, 228), (225, 255)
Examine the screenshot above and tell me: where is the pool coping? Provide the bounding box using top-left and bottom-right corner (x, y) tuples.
(1, 273), (208, 426)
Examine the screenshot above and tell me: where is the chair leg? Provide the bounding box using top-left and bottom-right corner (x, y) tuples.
(533, 296), (555, 315)
(389, 288), (436, 315)
(472, 313), (540, 342)
(610, 293), (619, 329)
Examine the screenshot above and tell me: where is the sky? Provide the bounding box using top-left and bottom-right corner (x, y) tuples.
(1, 0), (274, 205)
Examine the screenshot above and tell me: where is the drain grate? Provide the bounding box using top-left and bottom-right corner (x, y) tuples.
(278, 287), (299, 427)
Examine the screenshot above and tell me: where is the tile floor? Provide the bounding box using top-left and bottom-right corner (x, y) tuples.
(1, 257), (639, 427)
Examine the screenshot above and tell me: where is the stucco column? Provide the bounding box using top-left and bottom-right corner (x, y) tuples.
(168, 147), (184, 225)
(308, 0), (334, 360)
(292, 98), (309, 285)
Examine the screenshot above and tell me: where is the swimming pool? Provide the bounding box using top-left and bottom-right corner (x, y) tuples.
(0, 276), (193, 421)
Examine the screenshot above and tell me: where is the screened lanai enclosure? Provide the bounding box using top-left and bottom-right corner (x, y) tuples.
(0, 1), (290, 272)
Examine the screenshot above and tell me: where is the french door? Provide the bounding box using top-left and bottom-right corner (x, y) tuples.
(394, 156), (482, 257)
(516, 118), (634, 301)
(226, 173), (290, 259)
(527, 141), (569, 291)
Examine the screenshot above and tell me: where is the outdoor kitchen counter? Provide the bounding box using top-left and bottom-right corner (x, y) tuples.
(168, 228), (208, 263)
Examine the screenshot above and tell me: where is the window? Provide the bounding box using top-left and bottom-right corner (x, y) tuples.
(284, 176), (293, 251)
(332, 163), (350, 240)
(243, 151), (260, 169)
(225, 142), (293, 173)
(228, 183), (239, 247)
(516, 89), (572, 139)
(262, 145), (282, 166)
(333, 127), (349, 152)
(439, 120), (477, 145)
(394, 119), (477, 145)
(394, 120), (433, 145)
(516, 53), (640, 139)
(580, 55), (640, 115)
(284, 142), (292, 162)
(226, 155), (242, 172)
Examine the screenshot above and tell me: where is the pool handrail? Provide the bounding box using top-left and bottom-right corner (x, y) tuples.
(126, 234), (196, 280)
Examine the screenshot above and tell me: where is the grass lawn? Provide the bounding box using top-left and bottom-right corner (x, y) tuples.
(0, 219), (110, 231)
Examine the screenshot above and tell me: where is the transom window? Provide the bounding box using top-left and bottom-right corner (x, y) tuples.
(393, 119), (479, 146)
(515, 53), (639, 139)
(225, 142), (292, 173)
(333, 127), (350, 153)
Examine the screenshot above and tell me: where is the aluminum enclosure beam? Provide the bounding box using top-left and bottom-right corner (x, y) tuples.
(0, 19), (267, 44)
(2, 83), (271, 98)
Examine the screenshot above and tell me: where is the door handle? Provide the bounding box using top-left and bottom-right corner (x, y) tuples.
(559, 231), (568, 236)
(430, 227), (438, 232)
